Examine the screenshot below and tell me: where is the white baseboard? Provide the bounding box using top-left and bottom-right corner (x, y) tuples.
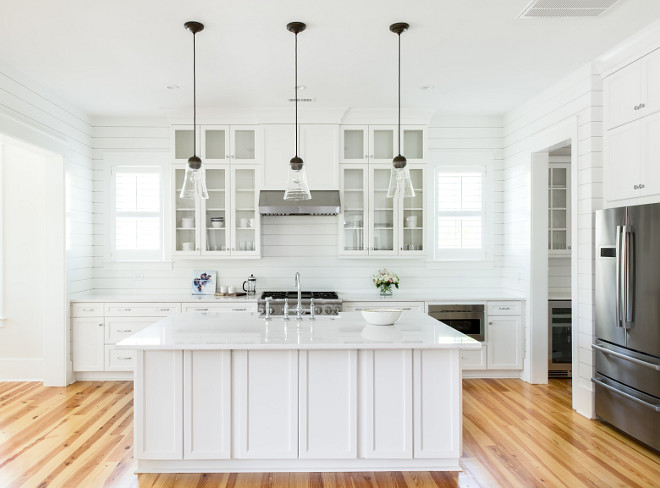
(74, 371), (133, 382)
(462, 370), (522, 379)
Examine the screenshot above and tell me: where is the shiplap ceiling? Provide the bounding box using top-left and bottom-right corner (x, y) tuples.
(1, 0), (660, 118)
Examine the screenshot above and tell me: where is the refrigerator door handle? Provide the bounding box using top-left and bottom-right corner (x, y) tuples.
(615, 226), (623, 327)
(592, 343), (660, 371)
(592, 376), (660, 412)
(623, 226), (634, 328)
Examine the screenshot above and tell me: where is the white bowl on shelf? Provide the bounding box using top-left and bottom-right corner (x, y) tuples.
(360, 308), (403, 326)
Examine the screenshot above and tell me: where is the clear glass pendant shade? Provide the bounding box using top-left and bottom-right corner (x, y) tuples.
(386, 166), (415, 198)
(179, 162), (209, 200)
(283, 162), (311, 201)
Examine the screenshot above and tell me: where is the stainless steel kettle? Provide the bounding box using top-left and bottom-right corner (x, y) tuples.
(243, 274), (256, 295)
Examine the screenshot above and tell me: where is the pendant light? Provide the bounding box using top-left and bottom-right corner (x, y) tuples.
(180, 21), (209, 200)
(387, 22), (415, 199)
(283, 22), (312, 201)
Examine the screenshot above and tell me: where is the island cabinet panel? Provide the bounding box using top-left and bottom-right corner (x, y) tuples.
(359, 350), (413, 458)
(183, 351), (231, 459)
(299, 350), (358, 459)
(135, 350), (183, 460)
(413, 349), (461, 459)
(232, 350), (299, 459)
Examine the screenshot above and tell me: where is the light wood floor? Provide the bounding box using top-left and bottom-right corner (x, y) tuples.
(0, 379), (657, 488)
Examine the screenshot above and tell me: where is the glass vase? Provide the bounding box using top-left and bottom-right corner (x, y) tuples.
(378, 284), (393, 296)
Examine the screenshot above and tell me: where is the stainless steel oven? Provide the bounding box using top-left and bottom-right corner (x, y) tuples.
(427, 304), (485, 342)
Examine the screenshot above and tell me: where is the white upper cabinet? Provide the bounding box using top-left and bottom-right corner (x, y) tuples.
(340, 125), (426, 164)
(605, 111), (660, 202)
(172, 125), (259, 164)
(548, 162), (571, 255)
(261, 124), (339, 190)
(604, 48), (660, 130)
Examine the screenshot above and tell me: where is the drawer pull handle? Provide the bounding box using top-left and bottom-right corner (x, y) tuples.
(489, 321), (493, 325)
(98, 323), (104, 327)
(158, 308), (172, 312)
(82, 308), (94, 312)
(499, 307), (511, 310)
(232, 308), (247, 311)
(196, 308), (208, 312)
(117, 329), (133, 333)
(117, 308), (132, 312)
(116, 356), (132, 361)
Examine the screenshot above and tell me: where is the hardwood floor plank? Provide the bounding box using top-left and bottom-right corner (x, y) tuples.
(0, 379), (657, 488)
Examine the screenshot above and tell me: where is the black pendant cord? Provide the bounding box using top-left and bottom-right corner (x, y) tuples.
(192, 31), (197, 159)
(294, 31), (299, 158)
(397, 31), (401, 157)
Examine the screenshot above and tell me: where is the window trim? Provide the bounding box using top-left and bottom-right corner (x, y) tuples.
(105, 153), (167, 263)
(429, 160), (492, 262)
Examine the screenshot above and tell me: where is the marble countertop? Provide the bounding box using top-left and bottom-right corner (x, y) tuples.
(70, 289), (525, 303)
(116, 311), (482, 351)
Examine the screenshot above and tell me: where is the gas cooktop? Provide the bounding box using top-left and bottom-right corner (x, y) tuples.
(260, 291), (339, 300)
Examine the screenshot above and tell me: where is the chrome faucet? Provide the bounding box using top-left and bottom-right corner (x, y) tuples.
(294, 272), (303, 319)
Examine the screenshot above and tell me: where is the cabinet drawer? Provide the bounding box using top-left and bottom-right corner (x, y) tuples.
(104, 303), (181, 317)
(342, 301), (425, 312)
(71, 303), (103, 317)
(487, 301), (522, 316)
(105, 317), (160, 344)
(182, 303), (258, 313)
(461, 346), (487, 370)
(105, 346), (136, 371)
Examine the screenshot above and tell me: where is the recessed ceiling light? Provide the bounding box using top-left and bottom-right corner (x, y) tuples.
(166, 84), (180, 90)
(420, 85), (435, 91)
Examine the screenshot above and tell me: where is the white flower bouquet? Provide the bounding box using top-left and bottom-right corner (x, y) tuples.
(372, 268), (399, 296)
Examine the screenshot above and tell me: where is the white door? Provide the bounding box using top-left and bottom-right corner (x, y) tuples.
(184, 351), (231, 459)
(72, 318), (105, 371)
(359, 350), (412, 458)
(134, 350), (183, 460)
(487, 316), (523, 369)
(604, 120), (642, 202)
(604, 62), (642, 129)
(299, 350), (357, 459)
(233, 350), (298, 459)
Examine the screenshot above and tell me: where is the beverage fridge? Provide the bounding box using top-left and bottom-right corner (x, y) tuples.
(594, 202), (660, 450)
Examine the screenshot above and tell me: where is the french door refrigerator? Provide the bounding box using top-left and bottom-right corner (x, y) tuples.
(594, 202), (660, 450)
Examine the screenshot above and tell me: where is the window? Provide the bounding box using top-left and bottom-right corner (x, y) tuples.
(433, 165), (487, 260)
(110, 166), (163, 261)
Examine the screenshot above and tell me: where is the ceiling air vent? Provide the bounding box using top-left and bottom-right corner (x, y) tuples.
(517, 0), (623, 18)
(288, 98), (316, 102)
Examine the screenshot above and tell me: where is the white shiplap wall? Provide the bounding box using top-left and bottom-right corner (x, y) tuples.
(0, 65), (94, 383)
(90, 117), (504, 295)
(502, 63), (603, 417)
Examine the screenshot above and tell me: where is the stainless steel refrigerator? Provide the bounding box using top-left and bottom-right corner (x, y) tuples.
(594, 203), (660, 450)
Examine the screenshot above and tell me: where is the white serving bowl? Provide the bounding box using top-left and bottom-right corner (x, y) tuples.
(360, 308), (403, 326)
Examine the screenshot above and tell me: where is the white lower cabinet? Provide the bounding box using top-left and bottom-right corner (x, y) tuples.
(461, 345), (487, 370)
(359, 350), (412, 458)
(232, 350), (299, 459)
(299, 350), (357, 459)
(184, 350), (231, 459)
(182, 303), (257, 313)
(413, 349), (461, 459)
(72, 318), (105, 371)
(487, 301), (524, 370)
(343, 301), (425, 312)
(135, 350), (183, 460)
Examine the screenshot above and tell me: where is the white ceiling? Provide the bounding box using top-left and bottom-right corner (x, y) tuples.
(2, 0), (660, 119)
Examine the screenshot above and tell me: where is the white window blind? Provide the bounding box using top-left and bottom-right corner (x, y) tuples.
(111, 167), (163, 261)
(434, 167), (486, 260)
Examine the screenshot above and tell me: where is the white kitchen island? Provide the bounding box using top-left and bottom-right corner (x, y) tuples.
(117, 310), (480, 473)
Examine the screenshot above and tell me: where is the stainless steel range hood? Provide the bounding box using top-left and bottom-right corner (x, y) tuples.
(259, 190), (341, 216)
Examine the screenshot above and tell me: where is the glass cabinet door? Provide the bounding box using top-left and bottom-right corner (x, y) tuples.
(202, 126), (229, 162)
(202, 166), (230, 255)
(369, 166), (397, 254)
(230, 126), (258, 164)
(172, 125), (196, 162)
(400, 166), (425, 255)
(340, 166), (368, 255)
(173, 166), (199, 254)
(548, 164), (570, 253)
(231, 166), (260, 256)
(403, 127), (425, 163)
(369, 126), (396, 163)
(340, 126), (368, 163)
